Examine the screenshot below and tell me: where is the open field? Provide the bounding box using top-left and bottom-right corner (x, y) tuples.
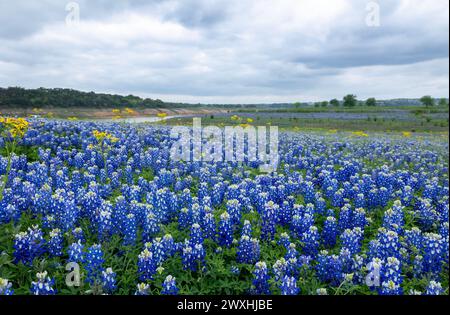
(2, 104), (447, 132)
(0, 118), (448, 295)
(164, 109), (449, 133)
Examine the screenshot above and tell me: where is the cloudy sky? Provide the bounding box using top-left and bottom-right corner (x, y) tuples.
(0, 0), (448, 103)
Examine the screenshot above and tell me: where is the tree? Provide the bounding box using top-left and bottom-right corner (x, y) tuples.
(330, 99), (340, 107)
(343, 94), (357, 107)
(420, 95), (435, 107)
(293, 102), (301, 109)
(321, 101), (329, 107)
(366, 97), (376, 107)
(438, 98), (448, 107)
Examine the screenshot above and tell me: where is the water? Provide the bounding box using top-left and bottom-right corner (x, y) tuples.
(100, 115), (178, 123)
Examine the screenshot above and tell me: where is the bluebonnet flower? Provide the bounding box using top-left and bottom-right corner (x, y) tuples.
(42, 214), (56, 230)
(68, 241), (84, 263)
(123, 213), (137, 246)
(227, 199), (242, 226)
(424, 281), (444, 295)
(230, 266), (240, 275)
(72, 227), (85, 243)
(415, 198), (438, 230)
(382, 201), (404, 234)
(380, 257), (402, 295)
(30, 271), (56, 295)
(350, 254), (365, 284)
(135, 283), (150, 295)
(315, 196), (326, 215)
(149, 237), (170, 266)
(279, 201), (293, 225)
(303, 181), (315, 204)
(332, 189), (344, 208)
(301, 226), (320, 257)
(338, 205), (352, 232)
(422, 232), (445, 276)
(143, 212), (160, 242)
(378, 187), (390, 208)
(252, 262), (270, 295)
(285, 243), (300, 277)
(84, 244), (104, 285)
(322, 216), (338, 248)
(101, 267), (117, 294)
(237, 235), (260, 264)
(354, 193), (366, 209)
(162, 234), (176, 257)
(375, 228), (401, 260)
(242, 220), (253, 237)
(316, 288), (328, 295)
(98, 207), (112, 241)
(404, 227), (423, 252)
(203, 212), (216, 240)
(340, 227), (363, 255)
(13, 226), (46, 266)
(353, 208), (367, 230)
(48, 228), (63, 257)
(190, 223), (204, 246)
(400, 185), (413, 206)
(138, 248), (157, 281)
(178, 207), (190, 229)
(161, 275), (179, 295)
(261, 201), (278, 241)
(13, 232), (30, 265)
(0, 278), (14, 295)
(413, 255), (424, 277)
(181, 245), (195, 271)
(278, 232), (291, 249)
(366, 258), (383, 291)
(280, 275), (299, 295)
(111, 196), (128, 234)
(182, 242), (206, 272)
(218, 212), (233, 247)
(273, 258), (288, 282)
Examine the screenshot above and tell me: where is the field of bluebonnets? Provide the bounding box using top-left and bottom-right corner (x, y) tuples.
(0, 117), (448, 295)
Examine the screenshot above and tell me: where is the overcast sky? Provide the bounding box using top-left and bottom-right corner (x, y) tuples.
(0, 0), (448, 104)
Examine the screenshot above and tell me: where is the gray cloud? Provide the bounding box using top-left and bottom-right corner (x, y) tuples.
(0, 0), (448, 103)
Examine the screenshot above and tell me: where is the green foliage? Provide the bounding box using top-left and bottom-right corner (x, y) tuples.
(365, 98), (377, 107)
(343, 94), (357, 107)
(420, 95), (435, 107)
(330, 99), (340, 107)
(0, 87), (167, 109)
(438, 98), (448, 107)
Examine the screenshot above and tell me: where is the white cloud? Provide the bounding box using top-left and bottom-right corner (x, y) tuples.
(0, 0), (448, 103)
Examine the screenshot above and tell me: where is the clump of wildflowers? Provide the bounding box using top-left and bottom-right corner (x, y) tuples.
(84, 244), (105, 285)
(101, 267), (117, 294)
(252, 262), (270, 295)
(30, 271), (56, 295)
(161, 275), (179, 295)
(280, 275), (299, 295)
(0, 278), (13, 295)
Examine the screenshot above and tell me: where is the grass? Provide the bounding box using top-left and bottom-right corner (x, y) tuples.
(164, 115), (449, 133)
(235, 105), (450, 114)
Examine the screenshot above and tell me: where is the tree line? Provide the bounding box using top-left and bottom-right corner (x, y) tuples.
(295, 95), (448, 108)
(0, 87), (174, 108)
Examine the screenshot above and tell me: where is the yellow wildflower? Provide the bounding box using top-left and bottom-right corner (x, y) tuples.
(402, 131), (412, 137)
(351, 131), (369, 137)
